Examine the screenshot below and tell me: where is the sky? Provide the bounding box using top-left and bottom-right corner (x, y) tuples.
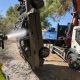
(0, 0), (18, 16)
(0, 0), (72, 28)
(48, 12), (72, 28)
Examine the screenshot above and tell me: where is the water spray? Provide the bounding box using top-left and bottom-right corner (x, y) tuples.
(0, 28), (27, 49)
(7, 28), (27, 39)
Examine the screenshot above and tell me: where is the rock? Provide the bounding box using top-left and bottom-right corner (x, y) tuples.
(2, 60), (39, 80)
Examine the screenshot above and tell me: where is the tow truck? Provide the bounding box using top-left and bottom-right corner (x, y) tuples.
(52, 0), (80, 69)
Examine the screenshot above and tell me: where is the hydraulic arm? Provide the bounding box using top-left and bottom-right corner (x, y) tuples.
(65, 0), (80, 47)
(16, 0), (50, 69)
(0, 0), (49, 69)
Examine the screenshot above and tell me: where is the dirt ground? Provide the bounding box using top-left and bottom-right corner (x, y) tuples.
(0, 41), (80, 80)
(36, 54), (80, 80)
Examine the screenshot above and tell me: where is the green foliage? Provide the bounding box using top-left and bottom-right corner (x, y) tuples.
(0, 16), (10, 32)
(0, 64), (6, 80)
(41, 19), (51, 28)
(41, 0), (71, 19)
(0, 4), (19, 32)
(0, 16), (6, 31)
(0, 70), (5, 80)
(40, 0), (71, 27)
(0, 0), (71, 30)
(6, 4), (19, 26)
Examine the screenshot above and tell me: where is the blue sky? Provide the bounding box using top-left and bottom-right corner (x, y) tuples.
(48, 12), (72, 28)
(0, 0), (72, 27)
(0, 0), (18, 16)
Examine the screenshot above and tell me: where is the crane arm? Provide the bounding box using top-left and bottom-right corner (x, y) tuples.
(72, 0), (80, 16)
(65, 0), (80, 47)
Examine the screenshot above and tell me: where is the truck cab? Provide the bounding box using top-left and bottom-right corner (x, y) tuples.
(66, 26), (80, 69)
(71, 26), (80, 52)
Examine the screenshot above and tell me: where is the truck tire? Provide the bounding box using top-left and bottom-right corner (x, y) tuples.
(17, 39), (45, 67)
(16, 25), (45, 68)
(39, 58), (44, 67)
(67, 53), (79, 70)
(39, 47), (50, 58)
(17, 39), (29, 61)
(69, 61), (79, 70)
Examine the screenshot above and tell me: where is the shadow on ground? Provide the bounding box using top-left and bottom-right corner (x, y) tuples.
(34, 64), (80, 80)
(0, 52), (13, 63)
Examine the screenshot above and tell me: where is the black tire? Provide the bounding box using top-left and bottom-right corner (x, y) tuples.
(39, 47), (50, 58)
(17, 39), (45, 67)
(16, 14), (45, 67)
(17, 39), (24, 59)
(65, 49), (72, 60)
(69, 61), (79, 70)
(16, 17), (30, 60)
(17, 39), (30, 61)
(39, 58), (44, 67)
(67, 53), (79, 70)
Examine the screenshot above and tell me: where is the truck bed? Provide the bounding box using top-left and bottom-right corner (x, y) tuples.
(42, 31), (57, 43)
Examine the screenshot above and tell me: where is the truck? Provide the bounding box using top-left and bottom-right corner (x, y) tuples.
(42, 27), (57, 43)
(51, 0), (80, 70)
(52, 25), (80, 70)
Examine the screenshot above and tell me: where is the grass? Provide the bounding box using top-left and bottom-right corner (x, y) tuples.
(0, 64), (6, 80)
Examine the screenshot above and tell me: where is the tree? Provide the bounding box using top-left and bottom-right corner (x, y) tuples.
(41, 0), (71, 19)
(0, 16), (7, 32)
(6, 4), (19, 26)
(0, 0), (71, 30)
(40, 0), (71, 28)
(0, 5), (19, 32)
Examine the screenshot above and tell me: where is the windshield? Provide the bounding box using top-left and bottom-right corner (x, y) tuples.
(76, 30), (80, 44)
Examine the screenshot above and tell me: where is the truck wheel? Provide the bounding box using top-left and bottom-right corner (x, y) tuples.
(17, 39), (45, 67)
(39, 47), (50, 58)
(17, 39), (29, 61)
(67, 53), (79, 70)
(69, 61), (79, 70)
(39, 47), (49, 66)
(39, 58), (44, 67)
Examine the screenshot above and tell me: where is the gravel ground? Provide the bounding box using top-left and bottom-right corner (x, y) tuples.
(0, 41), (22, 64)
(0, 41), (80, 80)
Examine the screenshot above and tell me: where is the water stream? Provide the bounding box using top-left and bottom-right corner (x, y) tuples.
(7, 29), (27, 40)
